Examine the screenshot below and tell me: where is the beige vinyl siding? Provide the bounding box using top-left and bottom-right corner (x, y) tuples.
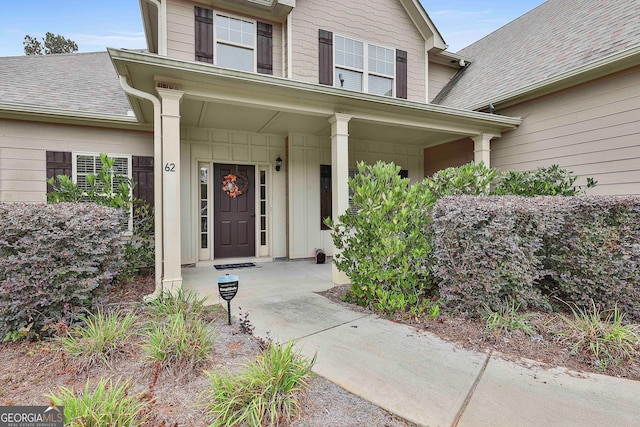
(290, 0), (427, 103)
(492, 66), (640, 196)
(428, 62), (457, 102)
(0, 119), (152, 203)
(166, 0), (283, 77)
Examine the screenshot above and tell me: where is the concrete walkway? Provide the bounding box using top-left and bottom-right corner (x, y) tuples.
(184, 260), (640, 427)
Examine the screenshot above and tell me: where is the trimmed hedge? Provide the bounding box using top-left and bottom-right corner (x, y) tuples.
(433, 196), (640, 320)
(0, 203), (123, 338)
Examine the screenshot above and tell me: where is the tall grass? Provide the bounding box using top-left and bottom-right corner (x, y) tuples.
(48, 377), (149, 427)
(482, 299), (536, 337)
(202, 341), (316, 427)
(58, 309), (138, 368)
(145, 289), (207, 318)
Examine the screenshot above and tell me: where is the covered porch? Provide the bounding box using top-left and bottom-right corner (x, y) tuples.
(108, 48), (521, 296)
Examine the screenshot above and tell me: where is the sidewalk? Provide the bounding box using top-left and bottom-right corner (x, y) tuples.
(184, 260), (640, 427)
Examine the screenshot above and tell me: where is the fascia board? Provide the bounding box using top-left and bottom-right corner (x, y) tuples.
(469, 44), (640, 111)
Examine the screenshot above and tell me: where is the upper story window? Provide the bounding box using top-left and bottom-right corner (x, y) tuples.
(195, 6), (273, 75)
(334, 36), (395, 97)
(215, 15), (255, 72)
(319, 29), (407, 99)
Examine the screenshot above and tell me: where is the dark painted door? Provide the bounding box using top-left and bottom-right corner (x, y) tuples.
(214, 164), (256, 258)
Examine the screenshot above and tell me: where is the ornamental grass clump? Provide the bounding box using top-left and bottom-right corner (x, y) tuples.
(48, 377), (149, 427)
(553, 302), (640, 370)
(58, 309), (138, 369)
(145, 288), (208, 319)
(483, 298), (536, 337)
(202, 340), (315, 427)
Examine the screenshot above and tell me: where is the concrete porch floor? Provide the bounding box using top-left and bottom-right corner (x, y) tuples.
(182, 259), (640, 427)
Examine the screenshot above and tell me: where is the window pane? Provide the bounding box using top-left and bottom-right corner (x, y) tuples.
(217, 43), (253, 72)
(335, 68), (363, 91)
(335, 36), (363, 70)
(368, 74), (393, 96)
(217, 16), (254, 47)
(369, 44), (394, 77)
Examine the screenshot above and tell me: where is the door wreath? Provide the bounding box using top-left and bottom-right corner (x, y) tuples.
(221, 172), (249, 198)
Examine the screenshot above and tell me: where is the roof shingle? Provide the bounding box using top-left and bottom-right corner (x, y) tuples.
(0, 51), (131, 116)
(435, 0), (640, 109)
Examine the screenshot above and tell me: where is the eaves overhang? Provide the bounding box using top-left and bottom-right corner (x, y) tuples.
(109, 48), (521, 137)
(399, 0), (447, 50)
(469, 44), (640, 112)
(0, 102), (149, 131)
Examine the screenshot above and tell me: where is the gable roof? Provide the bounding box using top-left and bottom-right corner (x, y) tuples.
(434, 0), (640, 110)
(0, 51), (132, 117)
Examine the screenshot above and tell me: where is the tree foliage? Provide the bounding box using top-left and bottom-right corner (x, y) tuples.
(23, 32), (78, 55)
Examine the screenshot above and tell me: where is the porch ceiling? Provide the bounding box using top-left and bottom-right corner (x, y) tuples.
(108, 49), (522, 147)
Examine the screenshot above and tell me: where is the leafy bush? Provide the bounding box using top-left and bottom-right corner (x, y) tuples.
(202, 341), (315, 427)
(326, 161), (435, 315)
(553, 302), (640, 370)
(58, 309), (138, 369)
(48, 377), (149, 427)
(433, 195), (640, 319)
(432, 196), (548, 314)
(0, 203), (123, 339)
(494, 164), (596, 196)
(427, 161), (496, 199)
(119, 199), (155, 282)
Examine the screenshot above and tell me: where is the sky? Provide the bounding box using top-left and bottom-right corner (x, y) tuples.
(0, 0), (547, 57)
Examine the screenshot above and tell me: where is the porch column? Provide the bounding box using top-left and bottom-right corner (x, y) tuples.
(157, 88), (184, 294)
(471, 133), (497, 167)
(329, 113), (352, 285)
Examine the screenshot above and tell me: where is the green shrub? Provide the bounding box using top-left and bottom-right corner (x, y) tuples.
(202, 341), (315, 427)
(119, 199), (155, 282)
(141, 313), (215, 371)
(427, 161), (497, 198)
(553, 302), (640, 370)
(494, 164), (596, 196)
(327, 161), (435, 315)
(48, 377), (149, 427)
(58, 309), (138, 369)
(0, 203), (123, 339)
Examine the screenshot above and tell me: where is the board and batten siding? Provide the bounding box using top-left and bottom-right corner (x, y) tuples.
(428, 62), (458, 102)
(290, 0), (427, 103)
(180, 126), (287, 264)
(165, 0), (283, 77)
(0, 119), (152, 203)
(492, 66), (640, 196)
(288, 133), (424, 259)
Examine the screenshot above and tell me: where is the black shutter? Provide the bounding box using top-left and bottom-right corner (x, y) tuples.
(396, 49), (407, 99)
(132, 156), (154, 206)
(319, 29), (333, 86)
(320, 165), (332, 230)
(46, 151), (72, 193)
(195, 6), (213, 63)
(257, 21), (273, 75)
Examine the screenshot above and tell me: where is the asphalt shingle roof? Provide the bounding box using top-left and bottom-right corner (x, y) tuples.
(435, 0), (640, 109)
(0, 51), (132, 116)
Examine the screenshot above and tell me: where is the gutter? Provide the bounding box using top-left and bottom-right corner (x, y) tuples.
(118, 75), (164, 301)
(0, 103), (143, 129)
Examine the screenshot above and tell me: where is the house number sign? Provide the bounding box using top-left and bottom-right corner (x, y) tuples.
(164, 163), (176, 172)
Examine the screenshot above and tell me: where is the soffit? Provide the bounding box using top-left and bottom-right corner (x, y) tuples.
(109, 49), (520, 145)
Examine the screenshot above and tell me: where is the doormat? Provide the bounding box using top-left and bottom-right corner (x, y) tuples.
(214, 262), (257, 270)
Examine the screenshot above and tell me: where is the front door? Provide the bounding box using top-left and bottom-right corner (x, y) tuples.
(213, 163), (256, 258)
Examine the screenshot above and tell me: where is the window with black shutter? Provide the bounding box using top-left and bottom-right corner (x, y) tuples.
(396, 49), (408, 99)
(318, 29), (333, 86)
(46, 151), (72, 193)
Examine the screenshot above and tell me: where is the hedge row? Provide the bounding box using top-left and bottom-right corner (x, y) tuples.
(0, 203), (123, 338)
(432, 196), (640, 320)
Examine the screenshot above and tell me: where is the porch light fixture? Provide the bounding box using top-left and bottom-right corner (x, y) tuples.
(275, 156), (283, 171)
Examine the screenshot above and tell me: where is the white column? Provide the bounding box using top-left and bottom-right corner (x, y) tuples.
(157, 88), (184, 294)
(329, 113), (352, 285)
(472, 133), (496, 168)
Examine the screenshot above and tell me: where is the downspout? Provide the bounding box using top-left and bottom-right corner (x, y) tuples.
(119, 75), (164, 300)
(146, 0), (167, 56)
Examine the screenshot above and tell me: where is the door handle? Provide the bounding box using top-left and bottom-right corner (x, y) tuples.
(250, 208), (255, 218)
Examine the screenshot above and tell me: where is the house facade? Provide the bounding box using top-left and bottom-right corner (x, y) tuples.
(1, 0), (637, 295)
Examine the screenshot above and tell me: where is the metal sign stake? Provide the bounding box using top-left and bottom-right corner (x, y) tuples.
(217, 274), (239, 325)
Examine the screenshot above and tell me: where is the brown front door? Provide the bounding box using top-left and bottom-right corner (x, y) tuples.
(214, 164), (256, 258)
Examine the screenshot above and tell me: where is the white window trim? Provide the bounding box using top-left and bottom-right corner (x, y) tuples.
(213, 12), (257, 73)
(333, 34), (396, 96)
(72, 152), (133, 232)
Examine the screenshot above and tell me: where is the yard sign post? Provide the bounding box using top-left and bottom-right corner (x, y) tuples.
(217, 274), (239, 325)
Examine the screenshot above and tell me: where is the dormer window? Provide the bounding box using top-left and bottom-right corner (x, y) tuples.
(216, 15), (255, 72)
(334, 36), (395, 97)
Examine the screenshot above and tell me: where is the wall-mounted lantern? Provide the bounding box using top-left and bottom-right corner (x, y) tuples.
(275, 156), (283, 172)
